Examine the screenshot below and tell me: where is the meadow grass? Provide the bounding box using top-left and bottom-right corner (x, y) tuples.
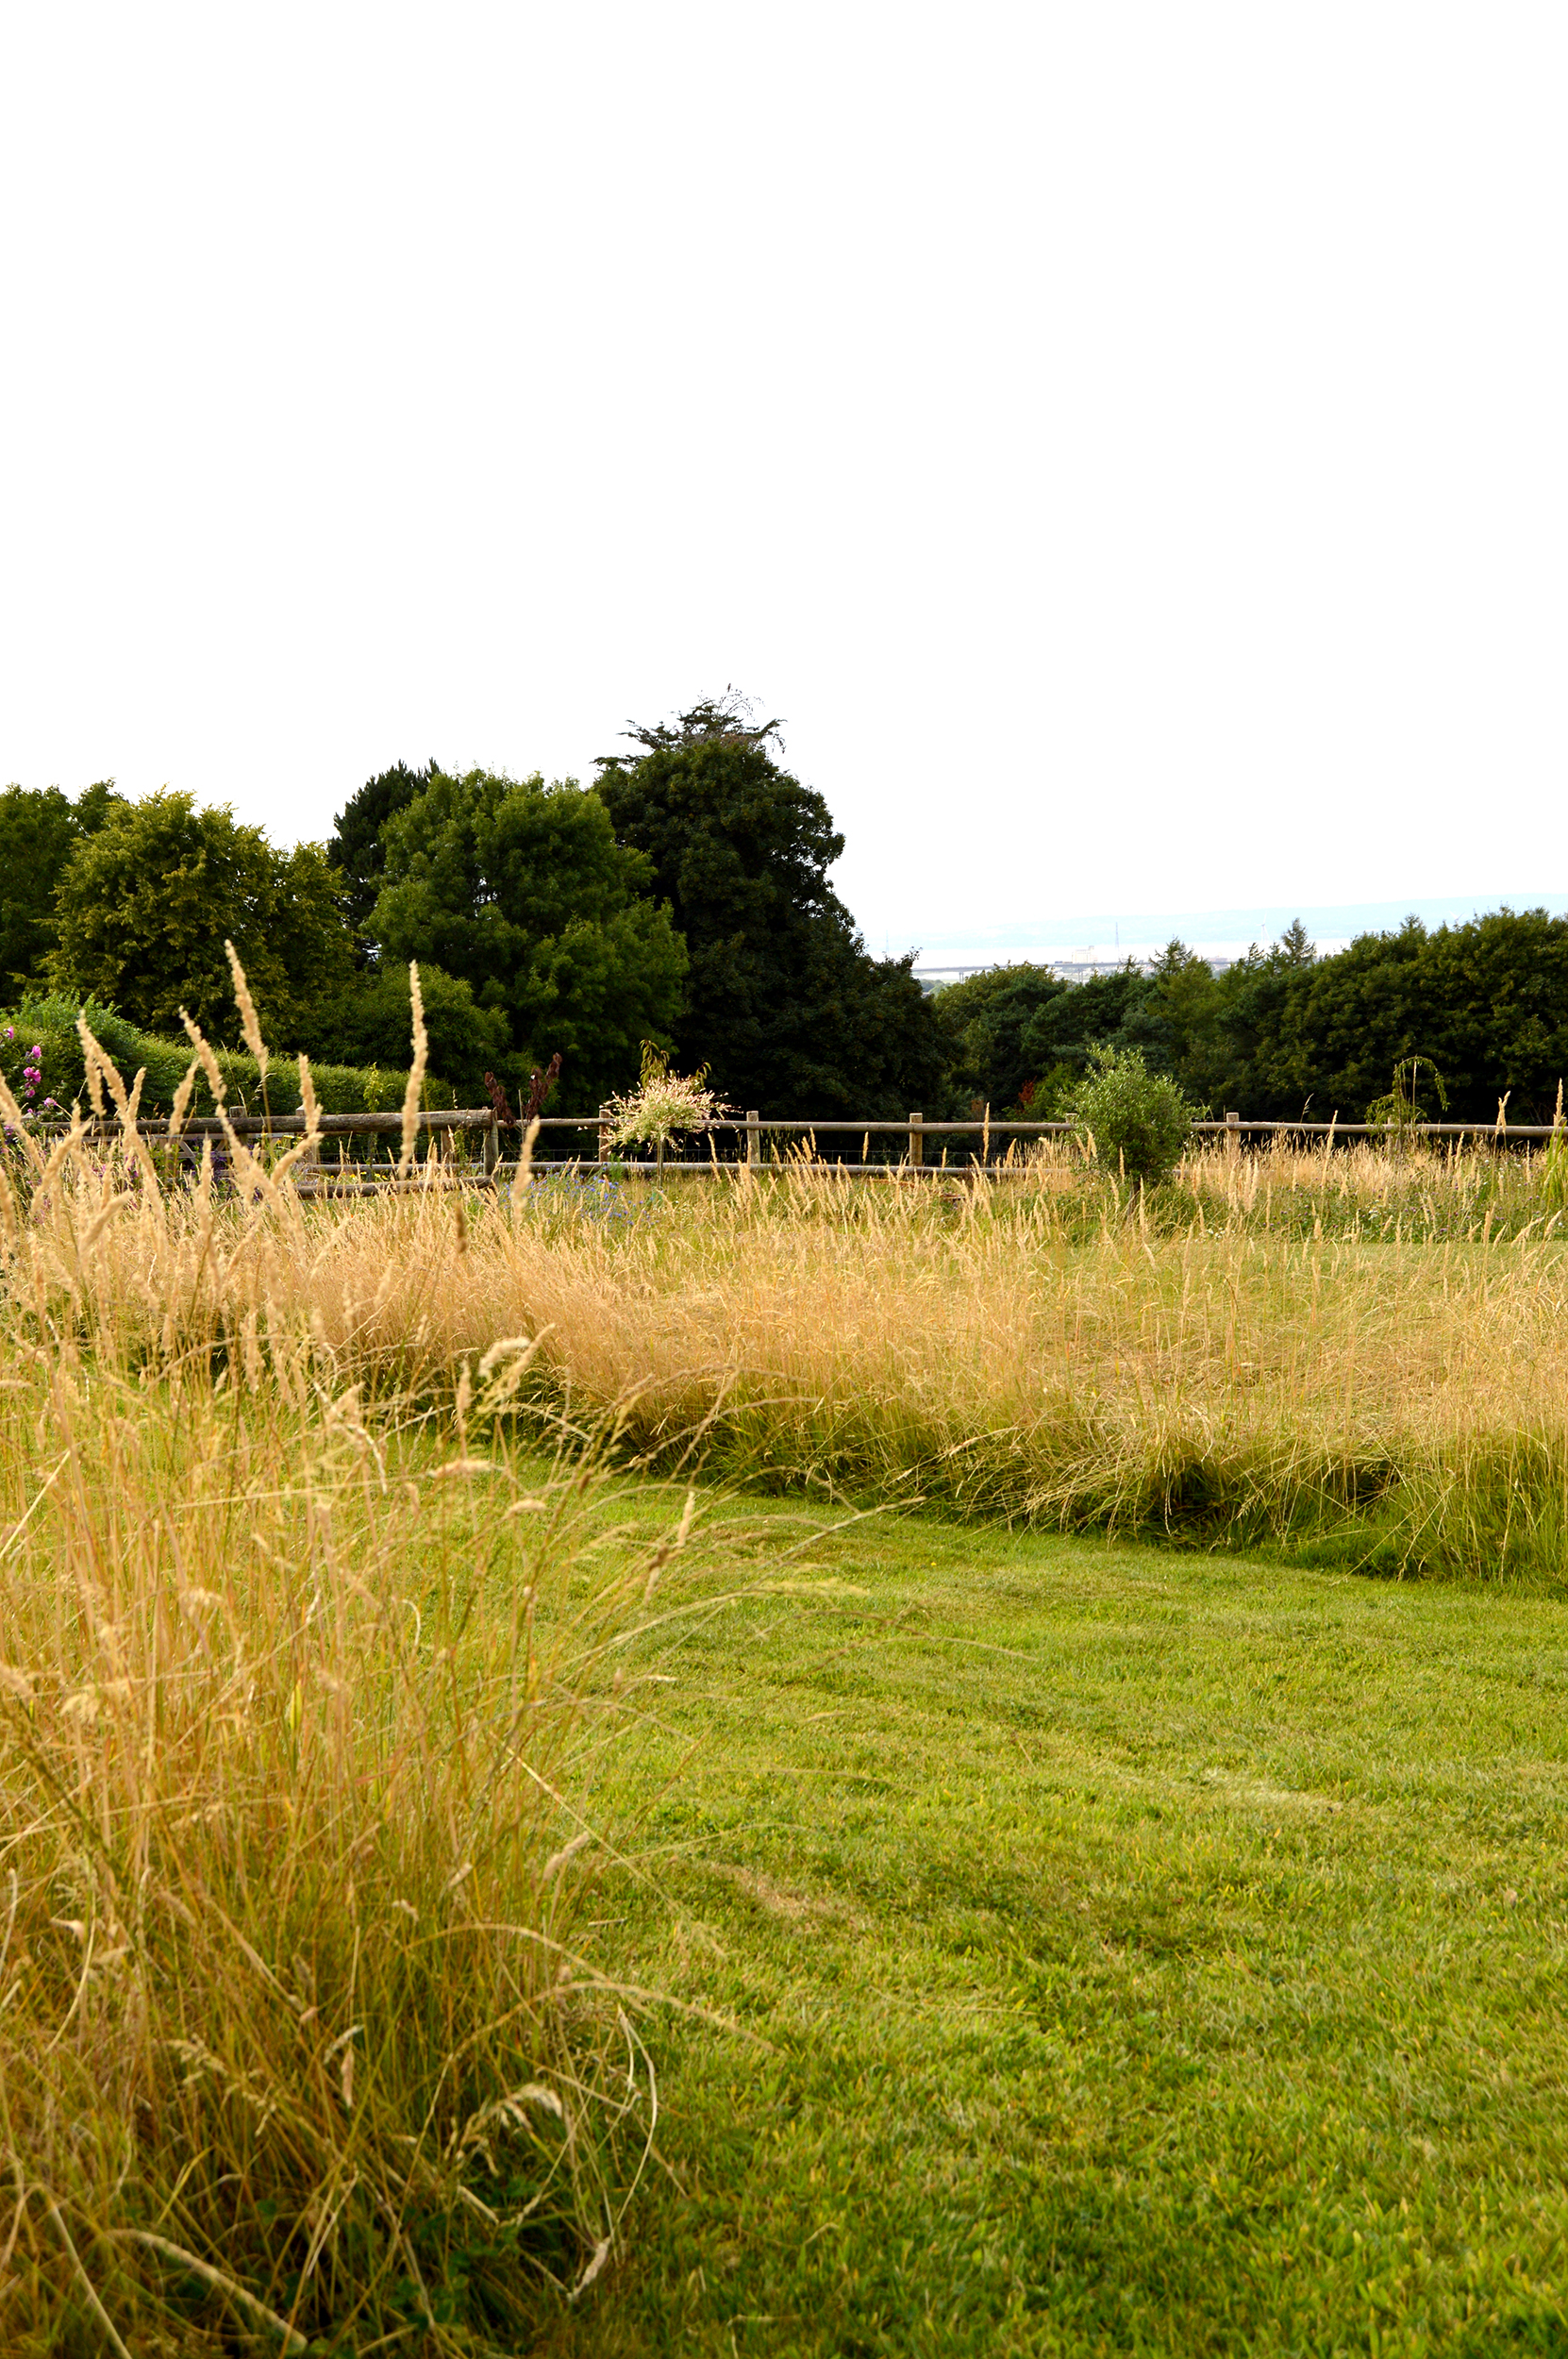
(5, 1043), (1568, 2348)
(43, 1127), (1558, 1581)
(542, 1502), (1568, 2357)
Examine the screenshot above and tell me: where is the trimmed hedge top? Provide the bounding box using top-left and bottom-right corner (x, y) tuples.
(0, 995), (459, 1121)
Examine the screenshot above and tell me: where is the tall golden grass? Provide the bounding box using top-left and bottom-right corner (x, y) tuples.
(444, 1141), (1568, 1575)
(0, 1029), (766, 2350)
(13, 1058), (1568, 1580)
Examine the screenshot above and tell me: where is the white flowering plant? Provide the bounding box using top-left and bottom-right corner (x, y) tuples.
(604, 1043), (732, 1171)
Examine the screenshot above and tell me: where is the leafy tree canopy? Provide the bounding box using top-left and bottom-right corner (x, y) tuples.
(294, 960), (509, 1105)
(1015, 962), (1164, 1086)
(930, 964), (1072, 1112)
(0, 781), (124, 993)
(594, 695), (948, 1116)
(997, 911), (1568, 1127)
(371, 767), (687, 1108)
(327, 761), (440, 936)
(1226, 909), (1568, 1124)
(981, 927), (1324, 1118)
(49, 791), (354, 1045)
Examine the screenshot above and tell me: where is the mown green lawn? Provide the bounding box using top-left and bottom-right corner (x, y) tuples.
(539, 1506), (1568, 2358)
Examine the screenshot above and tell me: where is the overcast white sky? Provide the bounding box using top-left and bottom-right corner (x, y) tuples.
(2, 4), (1563, 960)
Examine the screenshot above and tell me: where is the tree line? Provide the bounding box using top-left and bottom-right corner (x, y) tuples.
(1, 700), (945, 1118)
(939, 913), (1568, 1127)
(4, 698), (1564, 1125)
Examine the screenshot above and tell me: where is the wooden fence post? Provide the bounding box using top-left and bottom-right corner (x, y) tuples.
(598, 1103), (611, 1163)
(909, 1112), (924, 1169)
(746, 1110), (759, 1169)
(483, 1113), (499, 1180)
(1225, 1110), (1240, 1158)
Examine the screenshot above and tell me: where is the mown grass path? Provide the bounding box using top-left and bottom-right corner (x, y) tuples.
(559, 1515), (1568, 2356)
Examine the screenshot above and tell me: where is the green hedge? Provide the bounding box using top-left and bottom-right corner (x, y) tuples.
(0, 995), (463, 1120)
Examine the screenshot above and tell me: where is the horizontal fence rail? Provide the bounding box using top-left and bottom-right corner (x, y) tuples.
(17, 1104), (1563, 1191)
(84, 1111), (495, 1141)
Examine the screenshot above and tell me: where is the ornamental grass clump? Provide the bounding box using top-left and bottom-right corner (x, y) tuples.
(1542, 1079), (1568, 1216)
(604, 1041), (731, 1174)
(0, 981), (750, 2353)
(0, 1290), (708, 2351)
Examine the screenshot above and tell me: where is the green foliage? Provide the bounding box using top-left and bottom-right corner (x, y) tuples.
(0, 1010), (72, 1120)
(1144, 936), (1223, 1089)
(30, 746), (1568, 1137)
(372, 767), (687, 1109)
(1365, 1053), (1449, 1136)
(49, 791), (355, 1044)
(594, 697), (949, 1118)
(1012, 962), (1165, 1090)
(1065, 1042), (1204, 1184)
(927, 950), (1234, 1123)
(1215, 909), (1568, 1123)
(953, 928), (1321, 1123)
(1026, 1059), (1082, 1117)
(0, 780), (123, 993)
(327, 759), (439, 936)
(929, 963), (1071, 1112)
(0, 993), (434, 1119)
(297, 961), (509, 1104)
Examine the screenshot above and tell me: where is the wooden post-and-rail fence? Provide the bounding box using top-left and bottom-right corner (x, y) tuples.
(25, 1103), (1561, 1189)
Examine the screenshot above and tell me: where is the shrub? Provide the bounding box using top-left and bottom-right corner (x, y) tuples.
(0, 1007), (74, 1122)
(1064, 1045), (1204, 1186)
(0, 994), (459, 1120)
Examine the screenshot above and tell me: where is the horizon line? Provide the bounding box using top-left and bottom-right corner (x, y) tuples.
(880, 892), (1565, 961)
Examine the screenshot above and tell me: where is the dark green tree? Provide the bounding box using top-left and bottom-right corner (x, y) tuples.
(296, 962), (509, 1103)
(1229, 909), (1568, 1124)
(1013, 962), (1162, 1086)
(594, 697), (949, 1116)
(327, 761), (439, 937)
(1145, 939), (1223, 1086)
(1203, 921), (1318, 1114)
(0, 781), (123, 992)
(371, 767), (687, 1108)
(930, 964), (1072, 1111)
(50, 792), (355, 1043)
